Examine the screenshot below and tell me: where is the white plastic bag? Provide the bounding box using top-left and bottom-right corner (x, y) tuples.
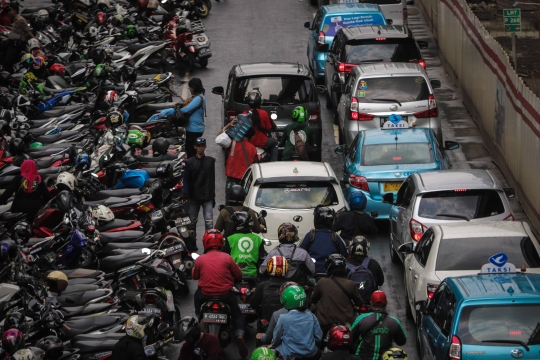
(215, 132), (232, 148)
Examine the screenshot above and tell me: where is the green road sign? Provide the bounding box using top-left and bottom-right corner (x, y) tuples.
(503, 8), (521, 32)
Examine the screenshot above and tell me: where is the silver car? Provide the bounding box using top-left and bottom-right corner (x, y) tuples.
(334, 62), (442, 146)
(383, 169), (516, 263)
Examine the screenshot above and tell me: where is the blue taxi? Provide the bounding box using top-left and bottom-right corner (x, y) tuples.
(416, 271), (540, 360)
(334, 117), (459, 218)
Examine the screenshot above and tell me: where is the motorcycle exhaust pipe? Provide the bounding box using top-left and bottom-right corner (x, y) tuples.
(219, 331), (230, 342)
(184, 260), (194, 270)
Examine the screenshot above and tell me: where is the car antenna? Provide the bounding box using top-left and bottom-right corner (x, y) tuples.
(297, 62), (301, 74)
(378, 29), (381, 35)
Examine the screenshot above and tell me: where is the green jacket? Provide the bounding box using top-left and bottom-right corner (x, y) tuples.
(224, 233), (265, 278)
(279, 122), (315, 160)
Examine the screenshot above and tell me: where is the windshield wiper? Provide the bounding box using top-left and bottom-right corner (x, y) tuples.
(481, 340), (530, 351)
(435, 213), (470, 221)
(358, 59), (384, 63)
(262, 101), (282, 108)
(370, 98), (402, 107)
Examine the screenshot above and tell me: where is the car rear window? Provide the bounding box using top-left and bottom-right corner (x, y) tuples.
(435, 236), (540, 271)
(233, 76), (312, 106)
(321, 14), (386, 37)
(356, 76), (430, 103)
(345, 38), (422, 63)
(418, 190), (506, 220)
(362, 143), (432, 166)
(254, 182), (339, 209)
(457, 305), (540, 346)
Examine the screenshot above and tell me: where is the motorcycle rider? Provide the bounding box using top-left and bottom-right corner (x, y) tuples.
(192, 229), (248, 358)
(245, 91), (278, 162)
(259, 223), (315, 284)
(279, 106), (315, 161)
(350, 291), (407, 360)
(222, 211), (266, 279)
(111, 315), (149, 360)
(347, 236), (384, 298)
(320, 325), (357, 360)
(333, 192), (378, 246)
(177, 316), (222, 360)
(299, 207), (348, 274)
(214, 185), (264, 237)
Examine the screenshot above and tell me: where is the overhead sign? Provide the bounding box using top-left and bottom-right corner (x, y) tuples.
(481, 252), (517, 273)
(503, 9), (521, 33)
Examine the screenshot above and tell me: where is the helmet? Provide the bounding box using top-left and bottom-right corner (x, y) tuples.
(94, 64), (109, 78)
(13, 348), (45, 360)
(279, 281), (298, 295)
(92, 205), (114, 225)
(27, 38), (40, 52)
(228, 185), (246, 205)
(0, 120), (10, 137)
(46, 271), (68, 294)
(325, 253), (347, 275)
(2, 329), (25, 355)
(350, 236), (370, 257)
(112, 14), (124, 26)
(56, 172), (77, 192)
(88, 26), (98, 38)
(59, 25), (73, 39)
(156, 161), (173, 179)
(382, 348), (408, 360)
(230, 211), (253, 234)
(327, 325), (352, 351)
(202, 229), (224, 252)
(125, 315), (148, 339)
(20, 53), (34, 68)
(76, 153), (91, 169)
(0, 71), (11, 87)
(4, 313), (28, 333)
(280, 285), (306, 310)
(152, 138), (169, 156)
(291, 106), (306, 123)
(349, 191), (367, 211)
(104, 90), (118, 106)
(56, 191), (74, 213)
(37, 9), (49, 21)
(11, 221), (31, 243)
(266, 256), (288, 277)
(0, 240), (17, 261)
(176, 316), (200, 342)
(125, 25), (137, 38)
(107, 110), (124, 127)
(35, 336), (63, 360)
(137, 0), (148, 10)
(147, 0), (159, 9)
(127, 130), (144, 147)
(103, 44), (114, 58)
(313, 206), (335, 228)
(9, 138), (25, 155)
(49, 64), (65, 76)
(29, 142), (43, 149)
(251, 348), (276, 360)
(370, 290), (388, 307)
(96, 12), (107, 25)
(246, 91), (262, 109)
(278, 223), (298, 244)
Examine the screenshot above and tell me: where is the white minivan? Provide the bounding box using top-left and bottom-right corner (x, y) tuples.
(324, 0), (407, 26)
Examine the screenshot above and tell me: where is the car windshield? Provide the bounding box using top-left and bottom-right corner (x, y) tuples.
(418, 190), (505, 220)
(362, 143), (432, 166)
(436, 236), (540, 271)
(321, 14), (386, 37)
(233, 76), (312, 105)
(356, 76), (430, 103)
(254, 182), (339, 209)
(345, 38), (422, 63)
(457, 305), (540, 346)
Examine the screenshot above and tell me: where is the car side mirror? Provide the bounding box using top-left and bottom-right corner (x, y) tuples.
(382, 193), (394, 204)
(430, 79), (441, 89)
(212, 86), (224, 96)
(503, 188), (515, 198)
(260, 210), (267, 218)
(332, 73), (341, 84)
(444, 140), (459, 150)
(318, 43), (329, 52)
(304, 21), (311, 29)
(417, 40), (428, 49)
(398, 242), (415, 254)
(415, 300), (427, 314)
(332, 83), (344, 93)
(316, 85), (327, 94)
(386, 19), (393, 25)
(334, 144), (347, 155)
(370, 211), (378, 219)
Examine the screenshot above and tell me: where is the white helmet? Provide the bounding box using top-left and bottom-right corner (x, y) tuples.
(125, 315), (149, 339)
(97, 0), (111, 8)
(92, 205), (114, 225)
(88, 27), (98, 38)
(27, 38), (41, 52)
(147, 0), (159, 9)
(57, 172), (77, 192)
(37, 9), (49, 21)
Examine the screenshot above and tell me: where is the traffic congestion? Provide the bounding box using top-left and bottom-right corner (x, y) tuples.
(0, 0), (538, 360)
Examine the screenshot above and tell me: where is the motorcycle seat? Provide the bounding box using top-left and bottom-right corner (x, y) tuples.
(35, 155), (64, 169)
(0, 212), (24, 222)
(101, 242), (155, 256)
(84, 197), (129, 207)
(70, 339), (119, 354)
(37, 104), (86, 120)
(46, 75), (71, 90)
(35, 130), (79, 144)
(71, 333), (124, 344)
(149, 137), (184, 146)
(141, 168), (158, 177)
(62, 284), (100, 294)
(60, 303), (113, 318)
(144, 102), (177, 112)
(96, 219), (134, 232)
(94, 189), (143, 200)
(136, 72), (172, 81)
(57, 289), (111, 307)
(26, 237), (48, 246)
(62, 314), (121, 338)
(42, 86), (79, 96)
(138, 92), (163, 103)
(66, 278), (104, 285)
(29, 124), (73, 137)
(126, 41), (164, 54)
(100, 250), (148, 272)
(27, 148), (70, 159)
(136, 153), (178, 162)
(61, 269), (104, 279)
(98, 230), (146, 244)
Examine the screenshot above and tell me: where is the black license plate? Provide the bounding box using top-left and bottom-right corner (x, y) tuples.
(202, 313), (227, 324)
(238, 304), (256, 315)
(199, 48), (212, 57)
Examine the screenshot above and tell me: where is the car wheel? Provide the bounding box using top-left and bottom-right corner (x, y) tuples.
(325, 90), (333, 109)
(416, 327), (422, 358)
(390, 237), (400, 263)
(405, 275), (414, 320)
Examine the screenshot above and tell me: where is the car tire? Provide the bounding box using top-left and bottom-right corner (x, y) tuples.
(405, 275), (414, 320)
(390, 237), (400, 263)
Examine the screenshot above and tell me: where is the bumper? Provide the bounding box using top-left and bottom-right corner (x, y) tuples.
(315, 52), (328, 78)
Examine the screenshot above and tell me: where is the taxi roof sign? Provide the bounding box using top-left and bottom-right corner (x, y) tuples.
(480, 252), (517, 274)
(382, 114), (410, 129)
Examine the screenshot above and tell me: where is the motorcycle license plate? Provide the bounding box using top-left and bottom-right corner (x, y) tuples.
(141, 308), (161, 314)
(202, 313), (227, 324)
(238, 304), (256, 315)
(199, 48), (211, 57)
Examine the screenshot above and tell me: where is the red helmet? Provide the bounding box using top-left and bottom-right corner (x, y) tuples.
(370, 290), (388, 306)
(104, 90), (118, 105)
(137, 0), (148, 10)
(49, 64), (65, 76)
(327, 325), (352, 351)
(2, 329), (25, 355)
(202, 229), (224, 251)
(96, 12), (107, 25)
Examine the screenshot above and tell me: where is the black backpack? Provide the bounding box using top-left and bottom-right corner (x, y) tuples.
(223, 206), (249, 238)
(261, 281), (284, 321)
(346, 258), (377, 302)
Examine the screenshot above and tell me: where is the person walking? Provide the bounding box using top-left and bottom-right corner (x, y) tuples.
(180, 78), (206, 159)
(0, 5), (33, 72)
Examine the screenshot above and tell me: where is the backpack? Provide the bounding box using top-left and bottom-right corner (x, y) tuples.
(346, 258), (377, 302)
(293, 131), (308, 160)
(261, 281), (283, 321)
(276, 245), (304, 283)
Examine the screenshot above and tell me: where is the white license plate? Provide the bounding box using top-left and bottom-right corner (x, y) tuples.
(202, 313), (227, 324)
(238, 304), (256, 314)
(141, 308), (161, 314)
(380, 117), (407, 126)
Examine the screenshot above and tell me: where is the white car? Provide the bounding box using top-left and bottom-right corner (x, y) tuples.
(399, 221), (540, 322)
(239, 162), (348, 251)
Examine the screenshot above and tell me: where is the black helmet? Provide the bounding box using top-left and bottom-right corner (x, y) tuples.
(156, 161), (173, 179)
(35, 336), (63, 360)
(350, 236), (370, 257)
(175, 316), (200, 342)
(59, 25), (73, 40)
(11, 221), (31, 243)
(313, 206), (335, 228)
(228, 185), (246, 205)
(0, 120), (11, 137)
(4, 312), (28, 333)
(152, 138), (169, 156)
(56, 190), (74, 213)
(325, 253), (347, 275)
(278, 223), (298, 244)
(246, 91), (262, 109)
(122, 155), (139, 169)
(0, 240), (17, 262)
(9, 138), (25, 156)
(0, 109), (12, 122)
(0, 71), (11, 87)
(229, 211), (253, 234)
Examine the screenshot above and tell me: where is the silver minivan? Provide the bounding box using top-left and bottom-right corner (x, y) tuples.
(383, 169), (516, 263)
(334, 62), (442, 146)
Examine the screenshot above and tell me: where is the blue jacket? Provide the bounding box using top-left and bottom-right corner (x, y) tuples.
(180, 94), (206, 133)
(299, 227), (348, 273)
(272, 310), (322, 360)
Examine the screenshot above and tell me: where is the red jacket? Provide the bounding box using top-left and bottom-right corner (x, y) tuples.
(225, 139), (257, 180)
(192, 250), (242, 296)
(248, 109), (273, 147)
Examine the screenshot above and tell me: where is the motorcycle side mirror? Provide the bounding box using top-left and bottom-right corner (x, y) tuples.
(211, 86), (224, 96)
(157, 322), (170, 338)
(218, 204), (225, 211)
(263, 238), (271, 247)
(141, 248), (152, 254)
(370, 211), (379, 218)
(260, 210), (267, 218)
(191, 253), (200, 260)
(311, 258), (316, 263)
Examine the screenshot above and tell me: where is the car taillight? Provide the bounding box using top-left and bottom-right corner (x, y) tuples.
(413, 59), (426, 68)
(308, 109), (320, 123)
(349, 175), (369, 191)
(226, 110), (237, 123)
(409, 219), (427, 241)
(350, 97), (358, 120)
(427, 283), (438, 299)
(448, 335), (462, 360)
(414, 94), (437, 118)
(504, 214), (514, 221)
(318, 31), (325, 46)
(337, 62), (355, 73)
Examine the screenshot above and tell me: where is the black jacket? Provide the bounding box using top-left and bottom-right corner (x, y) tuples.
(333, 211), (378, 241)
(320, 349), (361, 360)
(182, 155), (216, 201)
(111, 335), (145, 360)
(348, 256), (384, 287)
(0, 175), (51, 217)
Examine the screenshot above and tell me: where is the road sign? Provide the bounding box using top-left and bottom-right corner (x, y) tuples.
(503, 8), (521, 32)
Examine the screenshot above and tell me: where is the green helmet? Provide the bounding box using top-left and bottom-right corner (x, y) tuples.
(125, 25), (137, 38)
(251, 347), (276, 360)
(291, 106), (306, 123)
(280, 284), (306, 310)
(127, 130), (144, 147)
(29, 142), (43, 149)
(94, 64), (109, 78)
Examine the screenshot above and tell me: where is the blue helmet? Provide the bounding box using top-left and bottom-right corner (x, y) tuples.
(348, 192), (367, 211)
(76, 153), (91, 169)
